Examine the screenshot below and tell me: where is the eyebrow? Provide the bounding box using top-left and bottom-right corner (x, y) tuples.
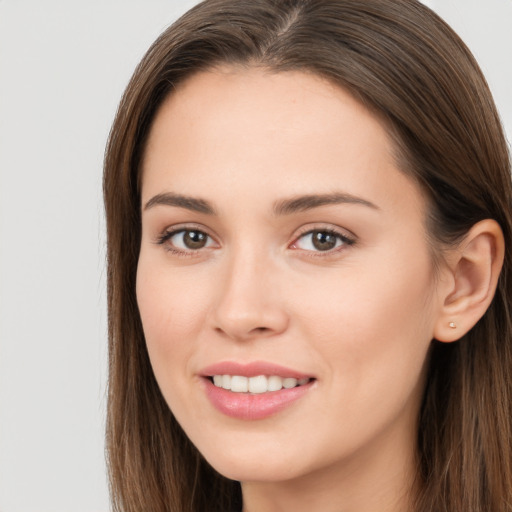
(144, 192), (216, 215)
(143, 191), (378, 216)
(272, 192), (379, 216)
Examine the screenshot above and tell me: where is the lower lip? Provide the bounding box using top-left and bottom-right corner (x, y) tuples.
(203, 378), (314, 420)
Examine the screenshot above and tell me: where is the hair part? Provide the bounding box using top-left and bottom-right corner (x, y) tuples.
(103, 1), (512, 510)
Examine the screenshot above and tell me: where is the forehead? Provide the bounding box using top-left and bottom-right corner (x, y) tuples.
(145, 67), (389, 154)
(141, 67), (425, 220)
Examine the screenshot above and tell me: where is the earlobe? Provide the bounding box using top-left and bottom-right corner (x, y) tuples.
(434, 219), (505, 343)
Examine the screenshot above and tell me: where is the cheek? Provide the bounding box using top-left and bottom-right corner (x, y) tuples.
(135, 257), (212, 382)
(292, 247), (436, 399)
(295, 249), (435, 334)
(276, 260), (435, 468)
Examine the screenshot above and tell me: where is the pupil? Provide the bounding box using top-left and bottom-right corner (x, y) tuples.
(184, 231), (207, 249)
(312, 231), (337, 251)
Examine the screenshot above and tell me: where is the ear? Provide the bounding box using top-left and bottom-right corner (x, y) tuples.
(434, 219), (505, 342)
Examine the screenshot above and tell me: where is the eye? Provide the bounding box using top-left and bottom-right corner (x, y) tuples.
(157, 228), (216, 252)
(291, 229), (354, 252)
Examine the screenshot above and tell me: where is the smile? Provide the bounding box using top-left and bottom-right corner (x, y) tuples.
(200, 362), (316, 420)
(211, 374), (311, 393)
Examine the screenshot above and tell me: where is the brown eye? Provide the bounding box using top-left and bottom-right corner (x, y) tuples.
(159, 229), (215, 252)
(311, 231), (338, 251)
(292, 229), (354, 253)
(182, 230), (208, 249)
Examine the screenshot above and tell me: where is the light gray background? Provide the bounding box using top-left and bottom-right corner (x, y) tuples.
(0, 1), (510, 511)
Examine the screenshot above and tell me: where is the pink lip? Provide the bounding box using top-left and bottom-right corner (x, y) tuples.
(199, 361), (315, 421)
(200, 360), (312, 379)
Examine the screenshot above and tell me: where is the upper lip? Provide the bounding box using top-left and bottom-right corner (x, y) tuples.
(200, 361), (313, 380)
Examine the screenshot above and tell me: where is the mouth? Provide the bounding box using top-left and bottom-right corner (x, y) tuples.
(209, 374), (313, 394)
(200, 362), (316, 420)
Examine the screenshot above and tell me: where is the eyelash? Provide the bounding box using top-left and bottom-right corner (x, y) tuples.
(290, 228), (356, 257)
(155, 226), (216, 257)
(154, 226), (356, 258)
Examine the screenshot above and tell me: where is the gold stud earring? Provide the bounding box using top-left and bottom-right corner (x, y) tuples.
(449, 322), (457, 329)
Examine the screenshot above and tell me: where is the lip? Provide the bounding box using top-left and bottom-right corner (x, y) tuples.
(199, 361), (315, 421)
(200, 360), (312, 380)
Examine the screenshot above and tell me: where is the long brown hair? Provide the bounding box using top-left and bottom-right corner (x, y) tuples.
(103, 1), (512, 510)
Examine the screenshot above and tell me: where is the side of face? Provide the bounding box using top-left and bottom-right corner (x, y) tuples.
(136, 67), (449, 484)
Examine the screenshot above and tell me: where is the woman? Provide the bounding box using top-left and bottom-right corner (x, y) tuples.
(103, 0), (512, 510)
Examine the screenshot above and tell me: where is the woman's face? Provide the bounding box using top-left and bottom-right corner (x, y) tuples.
(137, 68), (447, 485)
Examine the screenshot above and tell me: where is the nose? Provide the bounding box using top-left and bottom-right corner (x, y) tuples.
(210, 250), (289, 342)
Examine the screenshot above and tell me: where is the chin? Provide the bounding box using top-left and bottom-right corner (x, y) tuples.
(207, 454), (307, 483)
(192, 430), (324, 484)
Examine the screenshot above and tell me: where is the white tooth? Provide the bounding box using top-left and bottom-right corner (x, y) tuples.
(231, 375), (249, 392)
(283, 377), (298, 389)
(248, 375), (268, 394)
(213, 375), (223, 387)
(298, 378), (309, 386)
(267, 375), (283, 392)
(221, 374), (231, 390)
